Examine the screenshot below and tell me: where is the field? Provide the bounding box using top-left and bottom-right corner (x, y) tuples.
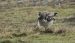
(0, 6), (75, 43)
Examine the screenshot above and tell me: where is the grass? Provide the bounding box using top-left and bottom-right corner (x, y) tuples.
(26, 33), (75, 43)
(0, 6), (75, 43)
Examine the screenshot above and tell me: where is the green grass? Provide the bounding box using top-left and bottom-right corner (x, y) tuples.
(26, 34), (75, 43)
(0, 6), (75, 43)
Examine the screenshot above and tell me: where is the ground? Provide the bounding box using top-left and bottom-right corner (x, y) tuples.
(0, 6), (75, 43)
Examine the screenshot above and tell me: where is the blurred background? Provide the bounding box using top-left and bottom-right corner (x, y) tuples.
(0, 0), (75, 43)
(0, 0), (75, 9)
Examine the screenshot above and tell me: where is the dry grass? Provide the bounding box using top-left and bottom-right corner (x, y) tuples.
(0, 6), (75, 43)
